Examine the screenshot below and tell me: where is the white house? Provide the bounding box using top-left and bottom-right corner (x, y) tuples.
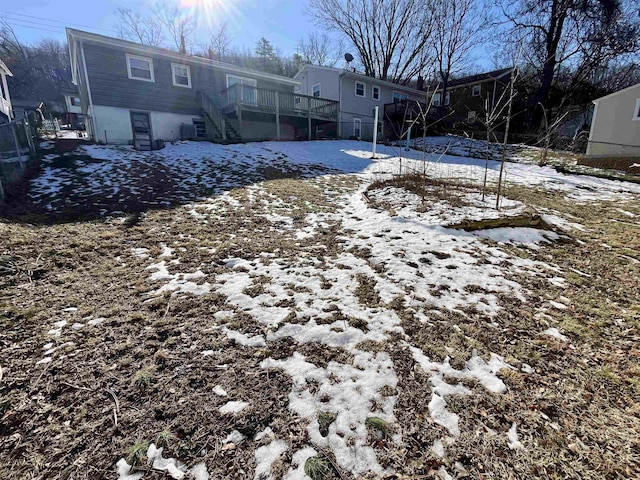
(294, 65), (427, 140)
(0, 59), (13, 123)
(587, 82), (640, 157)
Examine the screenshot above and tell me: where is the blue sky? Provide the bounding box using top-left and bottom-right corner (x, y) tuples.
(0, 0), (317, 56)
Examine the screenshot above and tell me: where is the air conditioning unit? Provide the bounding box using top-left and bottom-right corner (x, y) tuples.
(180, 123), (197, 140)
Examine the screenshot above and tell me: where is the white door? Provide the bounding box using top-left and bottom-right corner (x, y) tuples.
(353, 118), (361, 139)
(227, 74), (257, 105)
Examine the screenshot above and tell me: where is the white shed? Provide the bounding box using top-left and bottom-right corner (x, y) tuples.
(587, 83), (640, 157)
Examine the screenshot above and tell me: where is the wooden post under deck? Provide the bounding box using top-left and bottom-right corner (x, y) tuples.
(307, 99), (312, 141)
(275, 91), (280, 140)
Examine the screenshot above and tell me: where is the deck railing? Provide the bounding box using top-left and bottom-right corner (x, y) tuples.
(221, 84), (338, 119)
(0, 97), (12, 119)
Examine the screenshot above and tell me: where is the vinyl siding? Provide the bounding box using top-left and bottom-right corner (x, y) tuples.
(82, 41), (294, 115)
(588, 84), (640, 156)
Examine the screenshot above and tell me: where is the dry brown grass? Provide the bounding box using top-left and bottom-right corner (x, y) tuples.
(1, 173), (639, 479)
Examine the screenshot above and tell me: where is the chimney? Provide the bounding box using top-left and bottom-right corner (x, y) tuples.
(179, 33), (186, 54)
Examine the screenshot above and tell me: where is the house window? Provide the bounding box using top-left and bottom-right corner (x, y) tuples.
(372, 86), (380, 100)
(393, 91), (407, 103)
(355, 81), (365, 98)
(633, 98), (640, 121)
(472, 84), (481, 96)
(444, 92), (450, 106)
(172, 63), (191, 88)
(353, 118), (361, 138)
(69, 96), (81, 106)
(433, 93), (441, 107)
(126, 54), (154, 82)
(312, 83), (321, 98)
(467, 110), (477, 122)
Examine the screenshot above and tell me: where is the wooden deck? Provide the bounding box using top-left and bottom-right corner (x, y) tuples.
(221, 84), (339, 121)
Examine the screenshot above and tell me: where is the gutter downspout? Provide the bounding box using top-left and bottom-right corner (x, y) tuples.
(338, 73), (343, 138)
(586, 100), (598, 156)
(79, 39), (98, 142)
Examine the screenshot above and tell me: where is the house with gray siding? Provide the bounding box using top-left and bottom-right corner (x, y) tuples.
(0, 59), (13, 123)
(294, 65), (429, 140)
(66, 29), (338, 149)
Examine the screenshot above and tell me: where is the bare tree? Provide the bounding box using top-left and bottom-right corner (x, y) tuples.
(152, 2), (197, 52)
(298, 32), (341, 67)
(308, 0), (436, 84)
(432, 0), (487, 103)
(114, 7), (164, 47)
(496, 0), (640, 124)
(207, 21), (232, 61)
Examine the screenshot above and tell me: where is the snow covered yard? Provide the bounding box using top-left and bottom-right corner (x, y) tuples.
(1, 140), (640, 479)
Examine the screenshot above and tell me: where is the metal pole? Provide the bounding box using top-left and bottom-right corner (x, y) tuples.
(372, 105), (379, 158)
(405, 123), (411, 151)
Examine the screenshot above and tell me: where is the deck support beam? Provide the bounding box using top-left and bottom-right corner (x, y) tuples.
(275, 91), (280, 140)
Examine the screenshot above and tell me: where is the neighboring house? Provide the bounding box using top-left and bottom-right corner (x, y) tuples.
(587, 83), (640, 157)
(294, 65), (430, 140)
(66, 29), (338, 149)
(0, 59), (13, 123)
(431, 68), (514, 126)
(61, 90), (84, 129)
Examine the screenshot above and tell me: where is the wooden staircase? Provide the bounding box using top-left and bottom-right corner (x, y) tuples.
(199, 91), (242, 143)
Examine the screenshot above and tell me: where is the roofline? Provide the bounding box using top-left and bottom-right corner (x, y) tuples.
(445, 68), (514, 90)
(592, 82), (640, 103)
(65, 28), (300, 86)
(338, 70), (427, 95)
(0, 59), (13, 77)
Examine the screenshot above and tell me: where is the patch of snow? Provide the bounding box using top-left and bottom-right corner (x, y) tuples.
(87, 317), (106, 326)
(254, 439), (288, 480)
(212, 385), (228, 396)
(219, 401), (249, 414)
(543, 327), (568, 342)
(431, 439), (445, 458)
(474, 227), (560, 249)
(116, 458), (143, 480)
(62, 307), (78, 312)
(147, 443), (187, 479)
(132, 248), (150, 259)
(507, 423), (524, 449)
(36, 357), (52, 365)
(225, 430), (246, 444)
(222, 327), (266, 347)
(549, 300), (568, 310)
(283, 446), (318, 480)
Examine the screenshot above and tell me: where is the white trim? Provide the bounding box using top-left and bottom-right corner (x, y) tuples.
(171, 62), (192, 88)
(66, 28), (300, 86)
(353, 118), (362, 138)
(126, 53), (155, 82)
(226, 74), (257, 88)
(633, 98), (640, 121)
(472, 84), (481, 96)
(586, 102), (599, 156)
(592, 82), (640, 103)
(80, 40), (98, 141)
(355, 81), (366, 98)
(312, 82), (321, 98)
(372, 85), (380, 100)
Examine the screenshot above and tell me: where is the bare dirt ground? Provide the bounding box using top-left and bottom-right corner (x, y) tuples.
(1, 140), (639, 480)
